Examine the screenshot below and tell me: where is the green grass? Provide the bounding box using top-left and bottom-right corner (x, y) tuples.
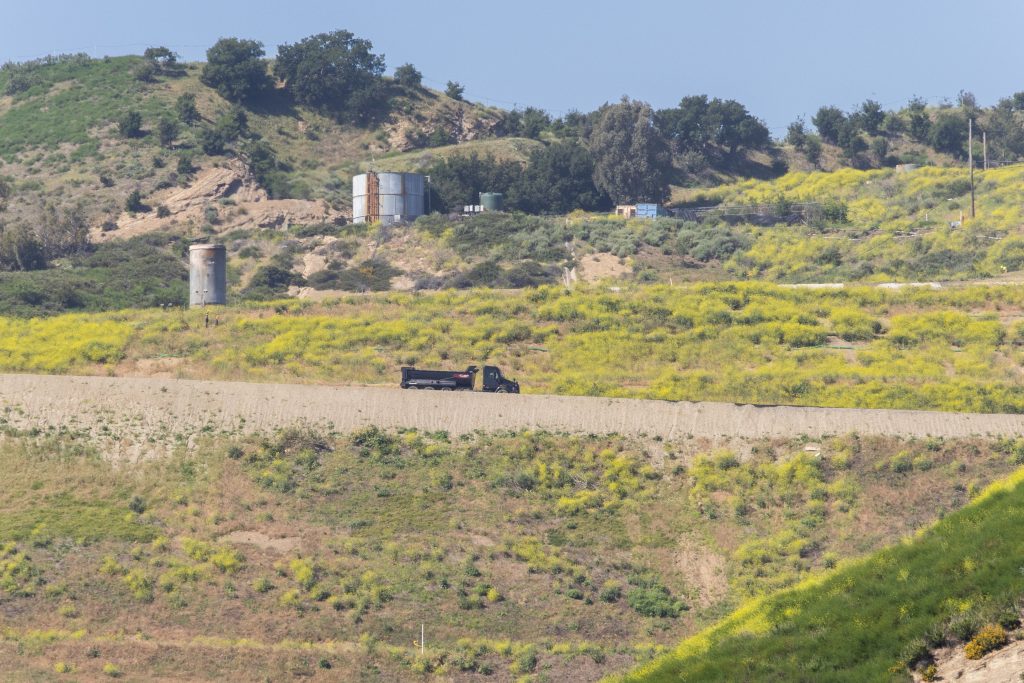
(621, 468), (1024, 682)
(0, 56), (163, 160)
(0, 495), (154, 544)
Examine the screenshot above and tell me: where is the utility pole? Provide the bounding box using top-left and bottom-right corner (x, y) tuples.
(968, 118), (975, 219)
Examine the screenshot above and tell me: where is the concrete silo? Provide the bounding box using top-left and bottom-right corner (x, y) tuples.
(189, 244), (227, 307)
(352, 171), (425, 225)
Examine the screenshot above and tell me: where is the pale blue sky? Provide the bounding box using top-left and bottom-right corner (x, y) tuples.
(4, 0), (1023, 135)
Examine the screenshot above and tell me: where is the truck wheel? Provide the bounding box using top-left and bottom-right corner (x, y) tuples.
(495, 386), (507, 393)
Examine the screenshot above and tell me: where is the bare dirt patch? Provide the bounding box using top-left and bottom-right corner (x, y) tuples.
(219, 530), (301, 554)
(125, 357), (185, 378)
(921, 639), (1024, 682)
(300, 252), (328, 277)
(91, 160), (346, 241)
(675, 538), (729, 609)
(579, 252), (632, 282)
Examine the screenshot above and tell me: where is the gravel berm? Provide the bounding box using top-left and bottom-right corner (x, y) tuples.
(3, 373), (1024, 442)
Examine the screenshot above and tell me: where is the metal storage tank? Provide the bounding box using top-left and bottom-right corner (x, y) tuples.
(479, 192), (504, 212)
(352, 172), (425, 225)
(189, 244), (227, 307)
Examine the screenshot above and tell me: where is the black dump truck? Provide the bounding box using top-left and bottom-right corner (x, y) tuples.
(400, 365), (520, 393)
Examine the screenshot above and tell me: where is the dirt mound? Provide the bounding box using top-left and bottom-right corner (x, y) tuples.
(4, 374), (1024, 461)
(92, 160), (346, 241)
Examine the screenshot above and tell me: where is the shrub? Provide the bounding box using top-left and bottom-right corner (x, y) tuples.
(182, 538), (213, 562)
(157, 117), (179, 147)
(200, 38), (270, 102)
(99, 555), (124, 576)
(964, 624), (1007, 659)
(102, 663), (121, 677)
(627, 584), (686, 618)
(210, 549), (243, 574)
(123, 569), (154, 602)
(600, 579), (623, 603)
(290, 557), (317, 589)
(510, 645), (538, 674)
(279, 588), (302, 608)
(394, 63), (422, 88)
(125, 190), (145, 213)
(176, 92), (199, 125)
(53, 662), (73, 673)
(445, 81), (464, 100)
(117, 111), (142, 138)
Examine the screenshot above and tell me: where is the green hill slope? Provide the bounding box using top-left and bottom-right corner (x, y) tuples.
(0, 53), (506, 224)
(620, 468), (1024, 682)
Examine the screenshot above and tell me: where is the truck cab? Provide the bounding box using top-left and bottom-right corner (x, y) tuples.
(481, 365), (520, 393)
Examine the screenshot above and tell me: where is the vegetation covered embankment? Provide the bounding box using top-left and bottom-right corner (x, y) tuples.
(5, 282), (1024, 412)
(621, 466), (1024, 682)
(0, 424), (1020, 681)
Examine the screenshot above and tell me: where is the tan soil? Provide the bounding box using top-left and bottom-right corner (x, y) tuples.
(218, 530), (300, 553)
(920, 639), (1024, 682)
(286, 285), (349, 301)
(300, 252), (328, 277)
(674, 538), (729, 609)
(91, 160), (346, 241)
(3, 375), (1024, 461)
(129, 357), (185, 378)
(467, 533), (497, 547)
(578, 253), (632, 282)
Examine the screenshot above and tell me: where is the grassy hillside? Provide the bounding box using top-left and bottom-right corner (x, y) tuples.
(621, 466), (1024, 682)
(0, 423), (1020, 680)
(6, 282), (1024, 412)
(699, 164), (1024, 282)
(4, 55), (1024, 318)
(0, 54), (506, 224)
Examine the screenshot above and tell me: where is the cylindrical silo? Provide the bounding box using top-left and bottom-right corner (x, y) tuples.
(352, 172), (426, 225)
(352, 173), (368, 224)
(189, 244), (227, 307)
(480, 192), (504, 212)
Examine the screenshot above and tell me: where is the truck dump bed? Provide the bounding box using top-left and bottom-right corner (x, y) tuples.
(400, 366), (477, 390)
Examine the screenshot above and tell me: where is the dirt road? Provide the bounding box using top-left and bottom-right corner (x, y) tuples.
(3, 374), (1024, 456)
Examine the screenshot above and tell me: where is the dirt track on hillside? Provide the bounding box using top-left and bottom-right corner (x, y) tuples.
(3, 374), (1024, 459)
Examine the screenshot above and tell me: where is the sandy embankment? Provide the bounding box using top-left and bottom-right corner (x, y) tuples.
(2, 374), (1024, 460)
